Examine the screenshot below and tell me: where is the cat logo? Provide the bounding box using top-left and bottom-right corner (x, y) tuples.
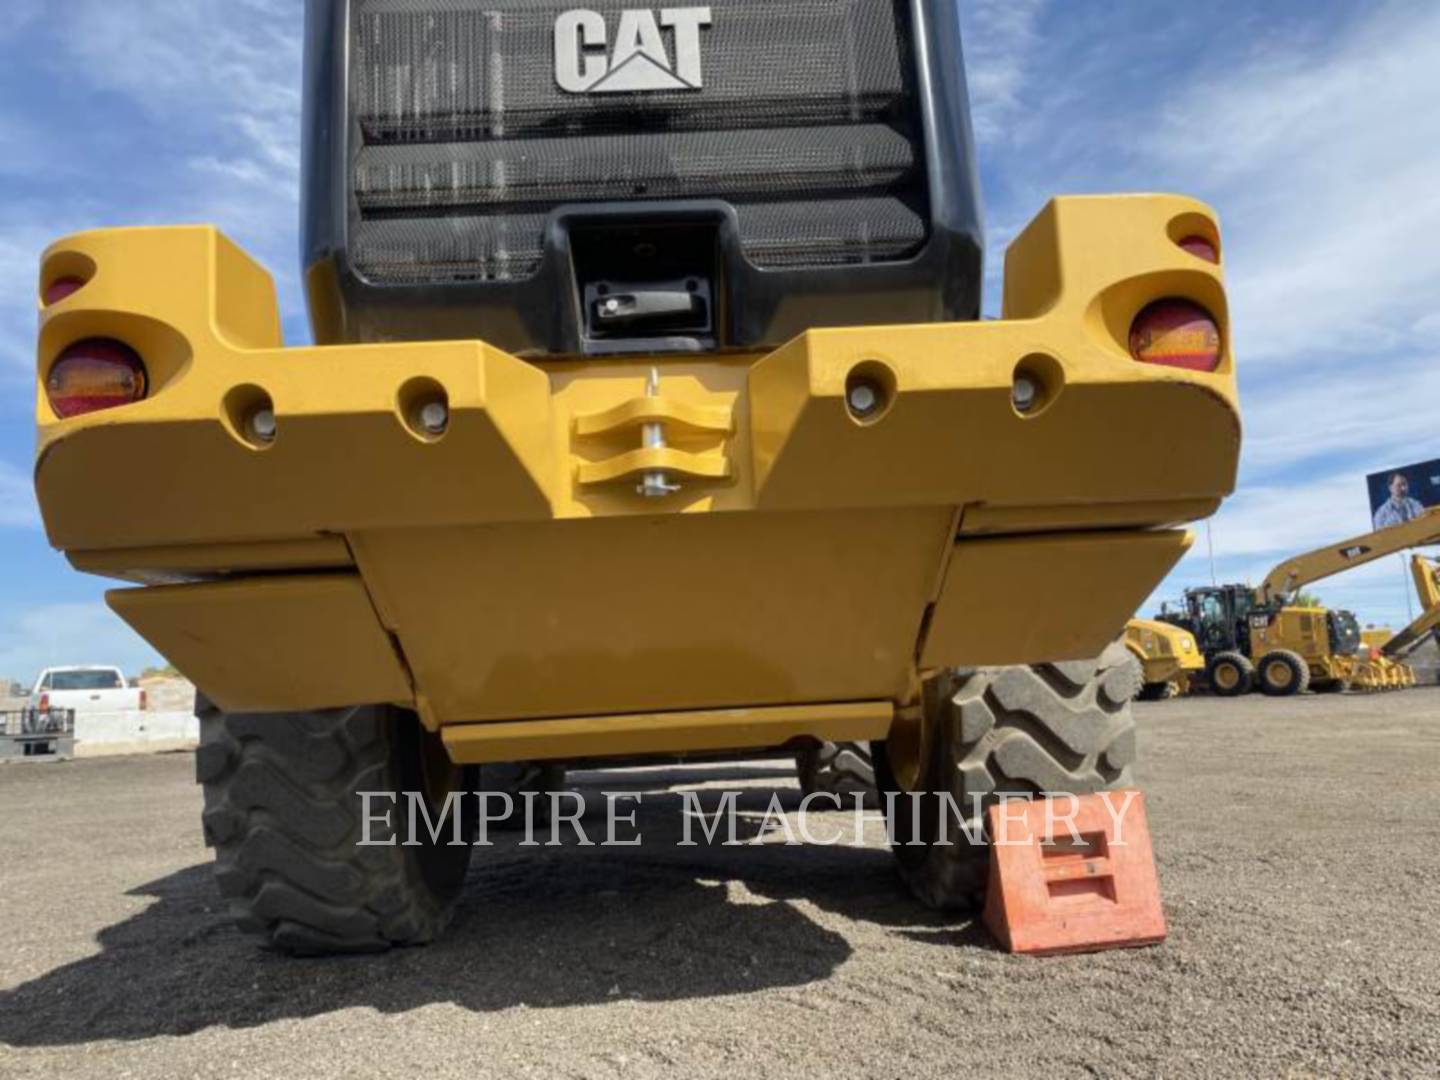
(554, 8), (713, 94)
(1339, 544), (1372, 560)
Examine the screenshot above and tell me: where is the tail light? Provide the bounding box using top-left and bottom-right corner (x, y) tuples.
(1177, 235), (1219, 264)
(38, 693), (49, 711)
(45, 339), (148, 418)
(1129, 300), (1223, 372)
(44, 277), (88, 305)
(139, 688), (148, 711)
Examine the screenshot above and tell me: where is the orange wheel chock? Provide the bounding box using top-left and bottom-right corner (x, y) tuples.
(981, 789), (1167, 956)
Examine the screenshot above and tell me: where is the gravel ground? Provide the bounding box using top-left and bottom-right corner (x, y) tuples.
(1, 691), (1438, 1078)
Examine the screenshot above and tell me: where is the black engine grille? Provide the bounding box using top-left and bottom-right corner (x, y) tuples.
(347, 0), (928, 284)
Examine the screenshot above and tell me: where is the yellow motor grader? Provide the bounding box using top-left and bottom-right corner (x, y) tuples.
(33, 0), (1240, 952)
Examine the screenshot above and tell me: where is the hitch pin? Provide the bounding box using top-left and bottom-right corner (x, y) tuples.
(638, 367), (681, 499)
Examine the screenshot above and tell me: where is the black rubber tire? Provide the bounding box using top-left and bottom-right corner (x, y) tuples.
(1256, 649), (1311, 697)
(1207, 651), (1255, 697)
(795, 741), (878, 807)
(195, 698), (477, 955)
(478, 762), (568, 828)
(873, 640), (1141, 911)
(1135, 680), (1179, 702)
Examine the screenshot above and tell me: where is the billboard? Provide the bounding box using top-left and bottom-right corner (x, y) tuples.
(1367, 458), (1440, 530)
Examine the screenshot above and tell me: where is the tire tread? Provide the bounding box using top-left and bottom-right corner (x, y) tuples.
(197, 697), (466, 954)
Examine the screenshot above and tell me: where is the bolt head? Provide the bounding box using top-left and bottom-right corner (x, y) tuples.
(249, 408), (276, 441)
(847, 382), (879, 416)
(419, 400), (449, 435)
(1012, 376), (1038, 411)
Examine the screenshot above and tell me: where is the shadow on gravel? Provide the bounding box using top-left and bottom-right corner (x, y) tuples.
(0, 782), (979, 1046)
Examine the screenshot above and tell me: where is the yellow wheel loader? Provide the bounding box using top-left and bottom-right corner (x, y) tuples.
(1124, 619), (1204, 700)
(33, 0), (1239, 953)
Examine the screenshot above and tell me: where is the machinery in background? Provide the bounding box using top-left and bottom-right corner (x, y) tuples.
(1361, 627), (1395, 651)
(1124, 619), (1204, 700)
(0, 707), (75, 762)
(1159, 587), (1359, 695)
(1379, 555), (1440, 675)
(1159, 507), (1440, 695)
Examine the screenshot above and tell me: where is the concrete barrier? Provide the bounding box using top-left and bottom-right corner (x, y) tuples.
(74, 710), (198, 758)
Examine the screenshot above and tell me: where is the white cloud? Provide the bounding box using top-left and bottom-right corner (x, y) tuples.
(0, 1), (43, 42)
(1204, 472), (1377, 564)
(0, 460), (40, 529)
(0, 602), (161, 686)
(959, 0), (1049, 147)
(1144, 0), (1440, 366)
(0, 228), (44, 381)
(57, 0), (303, 249)
(1237, 348), (1440, 476)
(0, 1), (306, 380)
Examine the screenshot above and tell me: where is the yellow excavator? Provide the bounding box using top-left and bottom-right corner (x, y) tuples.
(1378, 554), (1440, 670)
(1160, 506), (1440, 695)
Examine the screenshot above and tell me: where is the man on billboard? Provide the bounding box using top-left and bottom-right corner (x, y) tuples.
(1373, 472), (1428, 529)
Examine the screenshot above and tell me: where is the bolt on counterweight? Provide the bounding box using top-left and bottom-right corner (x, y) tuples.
(1012, 376), (1038, 412)
(419, 400), (448, 435)
(249, 408), (277, 442)
(848, 382), (878, 416)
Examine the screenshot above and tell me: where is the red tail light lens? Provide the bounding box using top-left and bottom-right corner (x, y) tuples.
(1129, 300), (1222, 372)
(38, 693), (49, 711)
(44, 277), (88, 305)
(1177, 235), (1219, 264)
(46, 339), (148, 418)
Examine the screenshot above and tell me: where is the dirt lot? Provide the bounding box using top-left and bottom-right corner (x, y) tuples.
(1, 692), (1438, 1078)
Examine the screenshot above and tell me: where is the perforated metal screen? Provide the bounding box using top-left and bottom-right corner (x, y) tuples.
(348, 0), (928, 283)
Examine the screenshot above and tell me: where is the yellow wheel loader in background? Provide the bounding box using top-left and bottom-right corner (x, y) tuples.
(33, 0), (1240, 953)
(1160, 507), (1440, 695)
(1125, 619), (1205, 700)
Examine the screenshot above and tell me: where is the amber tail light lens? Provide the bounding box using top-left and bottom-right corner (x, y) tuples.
(45, 339), (148, 418)
(1128, 299), (1223, 372)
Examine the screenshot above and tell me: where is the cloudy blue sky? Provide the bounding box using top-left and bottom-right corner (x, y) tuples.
(1, 0), (1438, 680)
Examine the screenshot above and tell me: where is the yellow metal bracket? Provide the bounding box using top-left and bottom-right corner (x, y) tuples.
(573, 395), (732, 438)
(576, 446), (731, 486)
(571, 368), (733, 493)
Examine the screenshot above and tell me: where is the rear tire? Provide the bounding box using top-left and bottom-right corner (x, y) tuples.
(1256, 649), (1310, 696)
(795, 741), (877, 806)
(874, 641), (1140, 910)
(1135, 680), (1179, 702)
(195, 698), (476, 955)
(1207, 651), (1255, 697)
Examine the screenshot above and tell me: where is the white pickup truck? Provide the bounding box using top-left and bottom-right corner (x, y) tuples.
(29, 666), (145, 714)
